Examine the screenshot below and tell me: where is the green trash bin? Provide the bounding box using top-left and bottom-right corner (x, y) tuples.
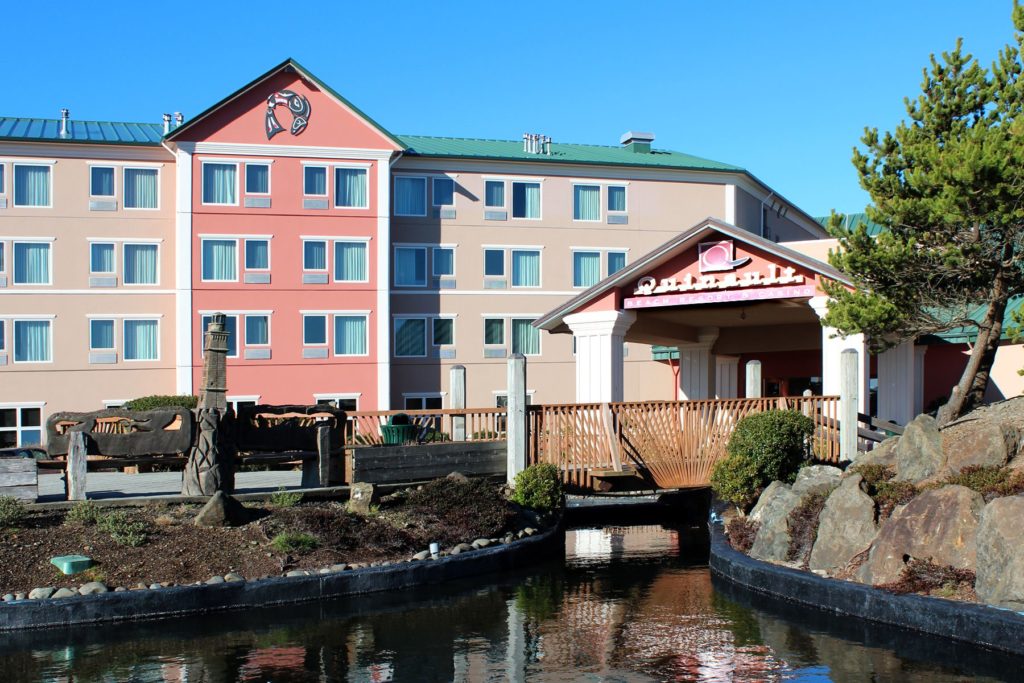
(381, 413), (418, 445)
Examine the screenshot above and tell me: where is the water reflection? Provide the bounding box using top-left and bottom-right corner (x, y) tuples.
(0, 522), (1017, 682)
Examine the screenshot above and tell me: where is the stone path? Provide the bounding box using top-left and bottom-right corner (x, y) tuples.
(36, 470), (302, 503)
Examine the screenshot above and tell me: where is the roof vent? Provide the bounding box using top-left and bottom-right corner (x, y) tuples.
(162, 113), (172, 135)
(59, 109), (70, 138)
(522, 133), (551, 155)
(174, 112), (184, 128)
(620, 131), (654, 153)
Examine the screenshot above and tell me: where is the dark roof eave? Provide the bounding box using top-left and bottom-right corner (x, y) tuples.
(0, 136), (163, 147)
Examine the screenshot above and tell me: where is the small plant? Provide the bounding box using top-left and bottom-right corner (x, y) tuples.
(0, 496), (27, 528)
(943, 465), (1024, 501)
(271, 531), (319, 554)
(877, 557), (976, 596)
(726, 516), (760, 554)
(97, 510), (149, 547)
(510, 463), (563, 514)
(850, 463), (895, 488)
(65, 500), (102, 526)
(270, 487), (303, 508)
(786, 492), (829, 563)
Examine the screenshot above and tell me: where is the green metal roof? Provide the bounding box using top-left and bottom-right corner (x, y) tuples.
(0, 117), (164, 145)
(815, 212), (886, 237)
(397, 134), (744, 172)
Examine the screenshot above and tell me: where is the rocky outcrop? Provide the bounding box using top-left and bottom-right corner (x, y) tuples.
(791, 465), (843, 497)
(975, 496), (1024, 610)
(894, 414), (945, 483)
(748, 482), (801, 562)
(857, 485), (983, 586)
(808, 474), (877, 572)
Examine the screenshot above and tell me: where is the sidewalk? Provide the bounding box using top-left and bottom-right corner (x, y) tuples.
(36, 470), (303, 503)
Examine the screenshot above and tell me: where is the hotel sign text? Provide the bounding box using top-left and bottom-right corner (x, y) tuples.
(633, 264), (805, 297)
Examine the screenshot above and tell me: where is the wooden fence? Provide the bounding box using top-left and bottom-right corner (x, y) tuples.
(342, 407), (507, 446)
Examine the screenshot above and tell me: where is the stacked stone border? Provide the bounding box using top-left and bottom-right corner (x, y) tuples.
(0, 512), (564, 632)
(708, 506), (1024, 657)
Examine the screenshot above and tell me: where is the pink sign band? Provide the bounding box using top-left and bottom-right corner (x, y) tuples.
(624, 285), (817, 309)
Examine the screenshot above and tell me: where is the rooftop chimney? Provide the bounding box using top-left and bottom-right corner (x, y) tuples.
(162, 113), (172, 135)
(59, 109), (70, 138)
(174, 112), (184, 128)
(620, 131), (654, 154)
(522, 133), (551, 155)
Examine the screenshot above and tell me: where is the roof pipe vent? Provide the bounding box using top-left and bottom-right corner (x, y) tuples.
(174, 112), (184, 128)
(620, 131), (654, 154)
(162, 113), (172, 135)
(522, 133), (552, 155)
(59, 109), (70, 138)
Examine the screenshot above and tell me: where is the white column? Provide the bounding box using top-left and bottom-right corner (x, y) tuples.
(715, 356), (739, 399)
(450, 365), (466, 441)
(506, 355), (527, 484)
(677, 328), (719, 400)
(809, 296), (869, 414)
(565, 311), (636, 403)
(745, 360), (762, 398)
(173, 146), (193, 395)
(914, 345), (928, 416)
(376, 155), (394, 409)
(877, 341), (916, 425)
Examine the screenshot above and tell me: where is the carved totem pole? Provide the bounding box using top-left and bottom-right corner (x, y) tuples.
(182, 313), (235, 495)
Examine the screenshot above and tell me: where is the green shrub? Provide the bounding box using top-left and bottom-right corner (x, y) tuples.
(943, 465), (1024, 500)
(123, 395), (198, 411)
(510, 463), (563, 513)
(270, 488), (303, 508)
(711, 410), (814, 509)
(65, 500), (102, 526)
(0, 496), (27, 528)
(97, 510), (149, 547)
(271, 531), (319, 554)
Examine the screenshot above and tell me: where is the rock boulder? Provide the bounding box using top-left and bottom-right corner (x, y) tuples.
(975, 495), (1024, 610)
(748, 482), (802, 562)
(809, 474), (877, 572)
(940, 416), (1019, 477)
(854, 436), (898, 468)
(791, 465), (843, 497)
(894, 414), (945, 483)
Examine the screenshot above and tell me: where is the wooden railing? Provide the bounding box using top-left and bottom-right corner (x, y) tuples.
(343, 408), (508, 446)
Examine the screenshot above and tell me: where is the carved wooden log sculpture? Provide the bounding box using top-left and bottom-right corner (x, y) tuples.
(182, 408), (234, 496)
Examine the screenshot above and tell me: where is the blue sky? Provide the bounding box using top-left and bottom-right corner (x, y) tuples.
(1, 1), (1017, 216)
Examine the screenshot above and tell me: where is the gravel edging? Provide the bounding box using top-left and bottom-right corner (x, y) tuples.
(0, 518), (564, 632)
(707, 506), (1024, 657)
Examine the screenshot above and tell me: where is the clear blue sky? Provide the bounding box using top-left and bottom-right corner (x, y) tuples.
(2, 1), (1017, 216)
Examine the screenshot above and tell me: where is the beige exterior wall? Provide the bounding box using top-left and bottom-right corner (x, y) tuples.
(735, 187), (821, 242)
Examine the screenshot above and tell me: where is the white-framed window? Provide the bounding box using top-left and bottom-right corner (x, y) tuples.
(90, 166), (115, 198)
(511, 181), (541, 219)
(304, 166), (327, 196)
(0, 405), (44, 447)
(303, 314), (328, 346)
(394, 246), (427, 287)
(484, 248), (505, 277)
(245, 163), (270, 195)
(334, 315), (368, 356)
(404, 394), (443, 410)
(608, 185), (628, 213)
(432, 177), (454, 207)
(394, 317), (427, 357)
(13, 319), (52, 363)
(89, 319), (115, 351)
(0, 164), (6, 196)
(334, 241), (368, 282)
(0, 319), (5, 352)
(432, 247), (455, 277)
(123, 167), (159, 209)
(244, 239), (270, 271)
(394, 176), (427, 217)
(228, 396), (260, 413)
(482, 316), (541, 356)
(316, 395), (359, 411)
(334, 167), (369, 208)
(573, 248), (628, 288)
(432, 317), (454, 346)
(123, 319), (159, 361)
(494, 391), (534, 408)
(244, 314), (270, 347)
(484, 180), (505, 208)
(200, 238), (238, 282)
(483, 317), (504, 346)
(303, 239), (327, 273)
(201, 314), (239, 358)
(573, 184), (601, 222)
(13, 164), (52, 207)
(12, 241), (51, 285)
(201, 162), (238, 206)
(510, 249), (541, 287)
(123, 243), (159, 285)
(90, 242), (115, 274)
(608, 250), (627, 275)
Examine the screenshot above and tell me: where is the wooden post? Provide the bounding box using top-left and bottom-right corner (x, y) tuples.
(317, 423), (333, 486)
(840, 348), (859, 462)
(450, 365), (467, 442)
(745, 360), (762, 398)
(67, 432), (87, 501)
(507, 354), (527, 484)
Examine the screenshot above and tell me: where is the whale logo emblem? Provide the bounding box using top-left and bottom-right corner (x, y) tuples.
(698, 240), (750, 273)
(265, 90), (311, 140)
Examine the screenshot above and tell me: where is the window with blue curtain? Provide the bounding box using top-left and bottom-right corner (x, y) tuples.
(484, 180), (504, 207)
(608, 185), (627, 212)
(201, 315), (237, 356)
(13, 242), (50, 284)
(512, 182), (540, 218)
(304, 166), (327, 195)
(511, 319), (540, 355)
(123, 244), (158, 284)
(432, 318), (453, 346)
(335, 168), (368, 208)
(90, 319), (115, 350)
(394, 177), (426, 216)
(124, 319), (158, 361)
(90, 167), (114, 197)
(511, 250), (540, 287)
(201, 163), (237, 205)
(303, 315), (327, 345)
(244, 240), (269, 270)
(484, 249), (505, 276)
(394, 318), (426, 356)
(334, 242), (367, 281)
(0, 320), (4, 351)
(124, 168), (158, 209)
(303, 241), (327, 271)
(90, 243), (115, 273)
(0, 165), (5, 195)
(608, 251), (627, 275)
(432, 177), (454, 206)
(0, 243), (4, 272)
(573, 251), (601, 288)
(13, 320), (50, 362)
(201, 239), (237, 281)
(394, 247), (426, 286)
(484, 318), (504, 345)
(573, 185), (601, 221)
(432, 248), (454, 276)
(245, 164), (270, 194)
(334, 315), (367, 355)
(245, 315), (269, 346)
(13, 165), (50, 207)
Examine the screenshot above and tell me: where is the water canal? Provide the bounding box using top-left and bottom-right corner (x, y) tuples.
(1, 505), (1019, 682)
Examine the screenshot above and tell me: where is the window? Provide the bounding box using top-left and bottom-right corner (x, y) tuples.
(573, 184), (600, 221)
(124, 168), (158, 209)
(13, 242), (50, 285)
(90, 243), (115, 274)
(334, 315), (368, 356)
(405, 396), (443, 410)
(303, 240), (327, 272)
(432, 177), (454, 207)
(394, 177), (427, 216)
(245, 314), (269, 346)
(304, 166), (327, 196)
(484, 249), (505, 277)
(335, 242), (367, 282)
(244, 239), (269, 270)
(334, 168), (368, 208)
(13, 164), (51, 207)
(432, 247), (454, 277)
(201, 314), (238, 357)
(0, 243), (4, 271)
(0, 320), (4, 351)
(317, 396), (358, 411)
(0, 165), (5, 194)
(0, 406), (43, 447)
(495, 393), (533, 408)
(394, 318), (427, 357)
(123, 243), (158, 285)
(432, 318), (454, 346)
(201, 239), (237, 281)
(394, 247), (426, 287)
(245, 164), (270, 194)
(511, 250), (540, 287)
(608, 250), (627, 275)
(484, 180), (505, 208)
(608, 185), (627, 212)
(484, 318), (504, 345)
(573, 251), (601, 288)
(13, 320), (51, 362)
(201, 163), (237, 205)
(90, 167), (115, 197)
(511, 181), (540, 219)
(303, 315), (327, 346)
(89, 319), (115, 351)
(511, 318), (540, 356)
(124, 319), (159, 361)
